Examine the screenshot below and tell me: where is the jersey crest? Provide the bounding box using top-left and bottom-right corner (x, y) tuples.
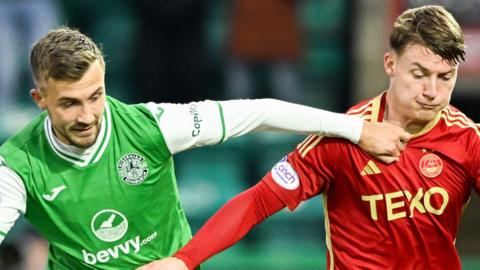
(419, 152), (443, 178)
(117, 153), (149, 185)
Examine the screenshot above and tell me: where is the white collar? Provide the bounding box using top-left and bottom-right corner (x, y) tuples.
(44, 103), (112, 167)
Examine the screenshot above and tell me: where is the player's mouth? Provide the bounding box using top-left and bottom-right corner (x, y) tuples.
(71, 125), (96, 137)
(417, 102), (437, 110)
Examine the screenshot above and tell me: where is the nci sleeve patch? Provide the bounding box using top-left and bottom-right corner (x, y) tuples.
(271, 156), (299, 190)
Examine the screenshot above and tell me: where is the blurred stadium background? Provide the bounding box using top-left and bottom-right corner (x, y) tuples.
(1, 0), (480, 269)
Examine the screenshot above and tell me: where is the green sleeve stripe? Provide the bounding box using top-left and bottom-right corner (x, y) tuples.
(216, 101), (226, 144)
(0, 231), (6, 237)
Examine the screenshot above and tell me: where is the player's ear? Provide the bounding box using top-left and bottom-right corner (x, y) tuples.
(384, 51), (395, 76)
(30, 88), (47, 110)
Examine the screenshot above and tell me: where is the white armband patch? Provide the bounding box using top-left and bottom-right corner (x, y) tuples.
(145, 101), (224, 154)
(271, 156), (299, 190)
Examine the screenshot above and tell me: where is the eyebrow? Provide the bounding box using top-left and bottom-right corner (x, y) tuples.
(89, 87), (104, 98)
(57, 87), (104, 103)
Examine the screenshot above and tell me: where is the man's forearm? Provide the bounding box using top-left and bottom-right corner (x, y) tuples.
(221, 99), (363, 143)
(149, 99), (363, 155)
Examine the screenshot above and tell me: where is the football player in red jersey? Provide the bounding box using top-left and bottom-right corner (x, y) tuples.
(137, 5), (479, 270)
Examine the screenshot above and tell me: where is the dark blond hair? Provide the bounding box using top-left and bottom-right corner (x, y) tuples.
(389, 5), (465, 65)
(30, 27), (105, 91)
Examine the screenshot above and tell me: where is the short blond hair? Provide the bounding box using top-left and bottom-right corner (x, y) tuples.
(30, 27), (105, 91)
(389, 5), (465, 65)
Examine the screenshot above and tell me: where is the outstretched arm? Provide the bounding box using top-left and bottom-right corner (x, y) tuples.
(136, 181), (285, 270)
(146, 99), (409, 162)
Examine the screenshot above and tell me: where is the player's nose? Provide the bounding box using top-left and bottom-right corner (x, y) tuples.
(76, 104), (96, 124)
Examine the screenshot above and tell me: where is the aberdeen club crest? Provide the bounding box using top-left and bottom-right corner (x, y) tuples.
(117, 153), (149, 185)
(419, 153), (443, 178)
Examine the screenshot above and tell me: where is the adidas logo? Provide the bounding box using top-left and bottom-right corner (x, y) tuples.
(361, 160), (381, 176)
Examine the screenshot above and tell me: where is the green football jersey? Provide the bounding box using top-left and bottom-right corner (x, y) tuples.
(0, 97), (193, 269)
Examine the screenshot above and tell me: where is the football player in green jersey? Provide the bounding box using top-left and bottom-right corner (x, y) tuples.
(0, 27), (409, 269)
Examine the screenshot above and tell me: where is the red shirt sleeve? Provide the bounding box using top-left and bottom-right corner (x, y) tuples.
(468, 130), (480, 194)
(264, 135), (341, 210)
(175, 181), (286, 270)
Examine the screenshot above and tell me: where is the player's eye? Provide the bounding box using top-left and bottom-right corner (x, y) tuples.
(60, 101), (77, 108)
(412, 71), (425, 79)
(440, 74), (453, 81)
(90, 91), (103, 102)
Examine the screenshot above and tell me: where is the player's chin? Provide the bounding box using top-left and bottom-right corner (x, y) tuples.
(415, 110), (438, 123)
(69, 133), (98, 148)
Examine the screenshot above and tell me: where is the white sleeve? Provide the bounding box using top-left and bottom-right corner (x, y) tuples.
(220, 99), (363, 142)
(145, 99), (363, 154)
(0, 157), (26, 244)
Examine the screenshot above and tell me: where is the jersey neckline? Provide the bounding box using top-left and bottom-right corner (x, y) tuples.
(44, 102), (112, 167)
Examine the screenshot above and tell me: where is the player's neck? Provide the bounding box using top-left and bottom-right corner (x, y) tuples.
(384, 93), (431, 134)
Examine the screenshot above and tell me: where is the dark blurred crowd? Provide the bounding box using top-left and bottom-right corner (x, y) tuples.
(0, 0), (311, 108)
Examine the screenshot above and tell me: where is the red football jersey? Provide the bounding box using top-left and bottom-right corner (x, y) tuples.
(264, 93), (480, 270)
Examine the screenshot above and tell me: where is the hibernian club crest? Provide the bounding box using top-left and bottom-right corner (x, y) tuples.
(117, 153), (149, 185)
